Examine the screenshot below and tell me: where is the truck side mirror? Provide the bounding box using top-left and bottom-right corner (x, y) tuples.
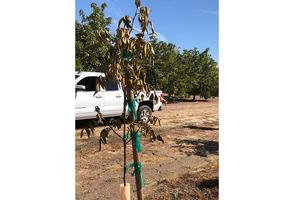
(76, 85), (86, 91)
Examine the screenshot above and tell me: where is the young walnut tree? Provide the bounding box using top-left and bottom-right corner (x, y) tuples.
(82, 0), (164, 199)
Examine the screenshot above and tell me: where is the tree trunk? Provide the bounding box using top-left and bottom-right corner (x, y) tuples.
(193, 95), (196, 101)
(122, 87), (127, 186)
(125, 69), (143, 200)
(131, 130), (143, 200)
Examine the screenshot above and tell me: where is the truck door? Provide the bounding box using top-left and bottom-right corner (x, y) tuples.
(75, 76), (105, 120)
(101, 79), (124, 117)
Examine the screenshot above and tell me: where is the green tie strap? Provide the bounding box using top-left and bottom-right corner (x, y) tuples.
(135, 131), (142, 153)
(129, 131), (142, 152)
(124, 162), (144, 187)
(127, 97), (138, 121)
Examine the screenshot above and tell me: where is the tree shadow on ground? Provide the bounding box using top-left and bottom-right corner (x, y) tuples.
(197, 178), (219, 190)
(175, 139), (219, 157)
(165, 96), (216, 104)
(182, 125), (219, 131)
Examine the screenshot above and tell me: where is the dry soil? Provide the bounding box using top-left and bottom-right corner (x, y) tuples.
(76, 98), (219, 200)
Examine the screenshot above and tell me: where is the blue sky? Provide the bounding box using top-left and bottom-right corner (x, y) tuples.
(76, 0), (219, 62)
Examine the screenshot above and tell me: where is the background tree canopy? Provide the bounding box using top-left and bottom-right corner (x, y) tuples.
(76, 2), (219, 100)
(75, 3), (111, 72)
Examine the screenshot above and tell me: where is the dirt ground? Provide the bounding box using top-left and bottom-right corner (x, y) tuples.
(76, 98), (219, 200)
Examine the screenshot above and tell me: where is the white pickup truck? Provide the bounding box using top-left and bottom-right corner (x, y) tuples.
(75, 71), (163, 123)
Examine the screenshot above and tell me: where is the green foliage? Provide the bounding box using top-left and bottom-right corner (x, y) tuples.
(143, 41), (219, 99)
(75, 2), (219, 100)
(142, 41), (181, 96)
(185, 48), (219, 100)
(75, 2), (112, 72)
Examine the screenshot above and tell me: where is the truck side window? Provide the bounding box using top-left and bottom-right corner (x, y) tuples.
(104, 80), (119, 91)
(77, 77), (97, 91)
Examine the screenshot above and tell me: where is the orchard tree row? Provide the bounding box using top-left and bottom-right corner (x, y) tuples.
(76, 2), (218, 100)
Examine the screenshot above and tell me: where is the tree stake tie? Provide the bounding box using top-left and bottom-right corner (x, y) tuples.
(125, 162), (144, 187)
(135, 131), (142, 152)
(127, 97), (138, 121)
